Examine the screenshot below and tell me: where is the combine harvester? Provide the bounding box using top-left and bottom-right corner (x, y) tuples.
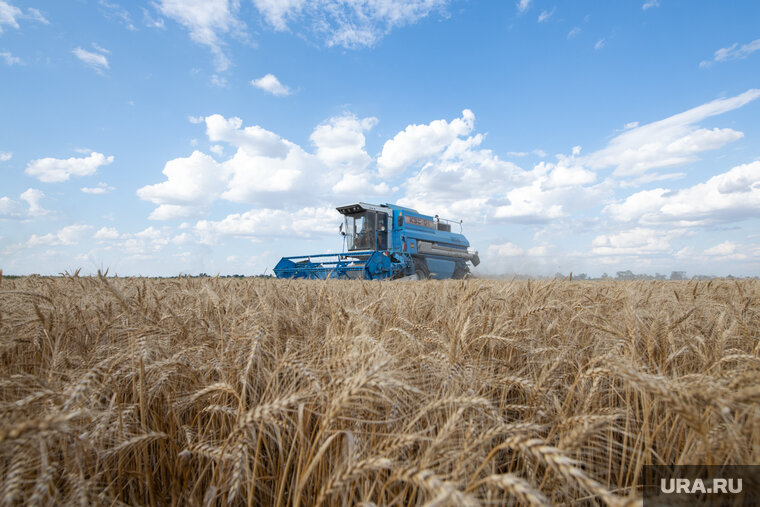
(274, 202), (479, 280)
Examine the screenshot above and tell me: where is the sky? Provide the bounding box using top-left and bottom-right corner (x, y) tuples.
(1, 0), (759, 277)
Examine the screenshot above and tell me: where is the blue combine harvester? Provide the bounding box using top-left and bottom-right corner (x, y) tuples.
(273, 202), (479, 280)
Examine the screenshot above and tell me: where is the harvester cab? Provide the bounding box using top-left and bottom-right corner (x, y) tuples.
(273, 202), (479, 280)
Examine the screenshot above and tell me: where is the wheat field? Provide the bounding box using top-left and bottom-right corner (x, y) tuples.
(0, 274), (758, 506)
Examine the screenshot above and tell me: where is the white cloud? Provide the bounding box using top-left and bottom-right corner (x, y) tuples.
(137, 150), (226, 219)
(583, 89), (760, 179)
(205, 114), (290, 158)
(516, 0), (532, 14)
(378, 109), (475, 178)
(91, 42), (110, 54)
(210, 74), (227, 87)
(591, 227), (678, 256)
(567, 26), (581, 39)
(310, 113), (377, 173)
(27, 225), (92, 247)
(188, 115), (204, 124)
(220, 144), (311, 205)
(157, 0), (242, 71)
(0, 2), (46, 33)
(332, 172), (390, 195)
(0, 151), (11, 161)
(0, 197), (24, 218)
(0, 188), (48, 219)
(543, 162), (595, 188)
(537, 8), (555, 23)
(20, 188), (46, 216)
(605, 161), (760, 226)
(250, 73), (291, 96)
(492, 179), (566, 222)
(142, 6), (165, 29)
(195, 206), (340, 243)
(94, 226), (120, 240)
(73, 46), (109, 72)
(506, 149), (546, 157)
(26, 8), (47, 24)
(26, 152), (114, 183)
(141, 114), (343, 218)
(704, 241), (736, 256)
(642, 0), (659, 10)
(384, 110), (607, 225)
(250, 0), (306, 31)
(700, 38), (760, 67)
(488, 242), (524, 257)
(594, 38), (605, 50)
(1, 50), (21, 65)
(98, 0), (135, 30)
(81, 182), (115, 194)
(0, 1), (21, 32)
(252, 0), (447, 48)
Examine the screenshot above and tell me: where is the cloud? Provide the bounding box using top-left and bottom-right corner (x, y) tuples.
(91, 42), (110, 54)
(594, 38), (605, 50)
(157, 0), (242, 71)
(506, 149), (546, 157)
(583, 89), (760, 179)
(20, 188), (47, 216)
(642, 0), (659, 10)
(205, 114), (290, 158)
(591, 227), (678, 256)
(310, 113), (377, 173)
(73, 46), (109, 72)
(137, 150), (226, 219)
(1, 50), (20, 65)
(81, 182), (115, 194)
(250, 73), (291, 96)
(704, 241), (736, 256)
(27, 225), (92, 247)
(140, 111), (390, 220)
(210, 74), (227, 87)
(538, 8), (555, 23)
(375, 109), (607, 225)
(98, 0), (135, 30)
(0, 151), (11, 161)
(700, 38), (760, 67)
(195, 206), (340, 243)
(604, 161), (760, 226)
(142, 6), (165, 29)
(94, 226), (120, 240)
(567, 26), (581, 39)
(252, 0), (448, 48)
(0, 188), (48, 219)
(516, 0), (532, 14)
(0, 1), (44, 32)
(488, 242), (524, 257)
(377, 109), (476, 178)
(0, 1), (21, 32)
(26, 152), (114, 182)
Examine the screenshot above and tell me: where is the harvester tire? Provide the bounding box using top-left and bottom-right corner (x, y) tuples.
(413, 258), (429, 279)
(452, 262), (469, 280)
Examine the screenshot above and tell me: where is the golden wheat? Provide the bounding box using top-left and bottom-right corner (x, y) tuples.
(0, 275), (758, 505)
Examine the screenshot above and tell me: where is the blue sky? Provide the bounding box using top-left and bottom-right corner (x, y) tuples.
(1, 0), (759, 277)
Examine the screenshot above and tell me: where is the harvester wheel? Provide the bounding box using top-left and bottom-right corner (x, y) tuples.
(452, 263), (469, 280)
(413, 258), (429, 279)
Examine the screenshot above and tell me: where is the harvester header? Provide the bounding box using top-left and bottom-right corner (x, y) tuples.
(273, 202), (479, 280)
